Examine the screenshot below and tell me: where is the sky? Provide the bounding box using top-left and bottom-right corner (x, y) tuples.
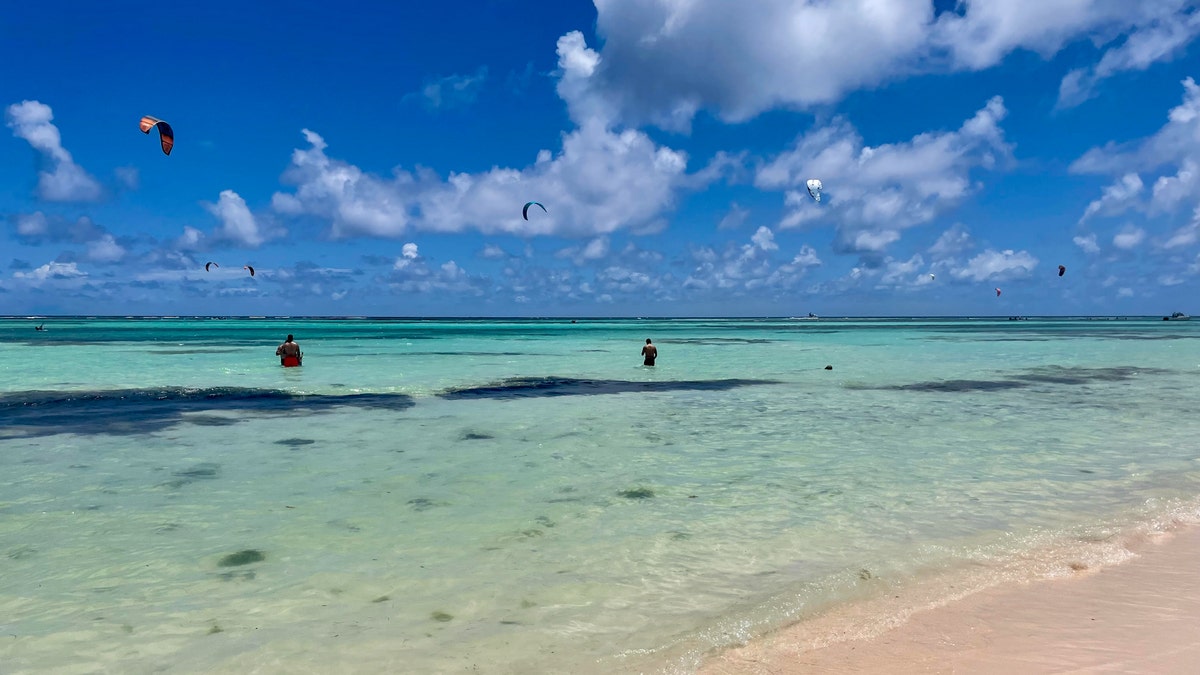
(3, 0), (1200, 317)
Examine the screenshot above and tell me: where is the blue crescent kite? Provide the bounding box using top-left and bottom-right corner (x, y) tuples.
(522, 201), (547, 220)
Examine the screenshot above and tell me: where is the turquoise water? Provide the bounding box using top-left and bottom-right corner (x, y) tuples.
(3, 316), (1200, 673)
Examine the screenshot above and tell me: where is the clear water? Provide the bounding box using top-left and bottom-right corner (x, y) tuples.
(3, 316), (1200, 674)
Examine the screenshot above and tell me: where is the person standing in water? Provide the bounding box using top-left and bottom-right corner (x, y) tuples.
(276, 334), (302, 366)
(641, 338), (658, 367)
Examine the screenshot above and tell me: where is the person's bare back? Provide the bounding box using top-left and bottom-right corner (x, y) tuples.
(641, 339), (657, 366)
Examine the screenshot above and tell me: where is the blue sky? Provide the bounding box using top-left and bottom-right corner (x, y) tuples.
(3, 0), (1200, 317)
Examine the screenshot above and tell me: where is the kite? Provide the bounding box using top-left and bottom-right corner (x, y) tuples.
(205, 262), (218, 272)
(244, 265), (255, 277)
(1058, 265), (1066, 277)
(522, 201), (546, 220)
(139, 116), (174, 156)
(995, 287), (1002, 297)
(806, 179), (823, 203)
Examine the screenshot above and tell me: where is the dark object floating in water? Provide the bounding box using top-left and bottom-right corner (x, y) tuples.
(431, 611), (454, 622)
(439, 376), (780, 400)
(0, 387), (415, 439)
(460, 431), (494, 440)
(619, 487), (655, 499)
(824, 365), (833, 370)
(275, 438), (316, 447)
(217, 549), (265, 567)
(373, 595), (390, 603)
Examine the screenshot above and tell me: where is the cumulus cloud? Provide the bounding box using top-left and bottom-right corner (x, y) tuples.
(1112, 225), (1147, 249)
(757, 96), (1009, 254)
(13, 261), (86, 282)
(929, 224), (974, 257)
(204, 190), (274, 247)
(1072, 78), (1200, 250)
(553, 1), (1199, 129)
(272, 121), (705, 239)
(953, 248), (1038, 281)
(682, 226), (819, 292)
(1080, 172), (1143, 222)
(9, 212), (127, 262)
(479, 244), (511, 259)
(1074, 233), (1101, 253)
(555, 236), (611, 265)
(6, 100), (103, 202)
(1072, 77), (1200, 181)
(387, 247), (484, 295)
(409, 67), (488, 110)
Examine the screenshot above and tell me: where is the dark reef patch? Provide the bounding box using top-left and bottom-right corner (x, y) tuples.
(859, 365), (1169, 394)
(439, 376), (780, 400)
(275, 438), (317, 447)
(0, 387), (415, 438)
(460, 431), (494, 440)
(217, 549), (265, 567)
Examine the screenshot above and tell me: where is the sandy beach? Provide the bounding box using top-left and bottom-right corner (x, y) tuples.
(700, 526), (1200, 674)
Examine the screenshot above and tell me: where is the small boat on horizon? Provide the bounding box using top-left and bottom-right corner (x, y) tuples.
(789, 313), (819, 320)
(1163, 311), (1190, 321)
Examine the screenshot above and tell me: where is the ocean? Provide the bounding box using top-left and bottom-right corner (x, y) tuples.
(2, 316), (1199, 674)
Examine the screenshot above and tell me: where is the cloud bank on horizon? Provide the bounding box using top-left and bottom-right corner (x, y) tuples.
(2, 0), (1199, 316)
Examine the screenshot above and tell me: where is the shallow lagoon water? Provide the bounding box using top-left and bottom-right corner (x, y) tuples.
(3, 317), (1200, 673)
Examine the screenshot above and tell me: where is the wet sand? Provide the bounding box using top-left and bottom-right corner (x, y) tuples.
(700, 527), (1200, 674)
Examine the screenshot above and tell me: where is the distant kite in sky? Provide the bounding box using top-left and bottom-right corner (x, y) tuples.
(1058, 265), (1066, 277)
(205, 261), (218, 272)
(139, 116), (174, 156)
(806, 178), (823, 203)
(929, 274), (936, 280)
(522, 201), (546, 220)
(244, 265), (255, 277)
(995, 287), (1002, 297)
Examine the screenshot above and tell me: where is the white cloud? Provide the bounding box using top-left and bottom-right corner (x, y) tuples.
(553, 1), (1198, 129)
(929, 224), (974, 257)
(13, 261), (86, 282)
(272, 122), (704, 239)
(879, 254), (926, 285)
(757, 96), (1009, 253)
(682, 226), (817, 292)
(1163, 205), (1200, 248)
(176, 226), (204, 250)
(1072, 78), (1200, 252)
(1074, 233), (1101, 253)
(410, 67), (488, 110)
(86, 234), (126, 263)
(1080, 172), (1143, 222)
(718, 202), (749, 230)
(205, 190), (271, 247)
(394, 242), (421, 269)
(750, 226), (778, 251)
(1057, 5), (1200, 108)
(479, 244), (510, 259)
(953, 248), (1038, 281)
(555, 236), (611, 265)
(1072, 77), (1200, 179)
(1117, 287), (1134, 298)
(1112, 225), (1147, 250)
(6, 100), (103, 202)
(115, 166), (139, 190)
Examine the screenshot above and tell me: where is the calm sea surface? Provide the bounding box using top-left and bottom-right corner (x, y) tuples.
(3, 316), (1200, 673)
